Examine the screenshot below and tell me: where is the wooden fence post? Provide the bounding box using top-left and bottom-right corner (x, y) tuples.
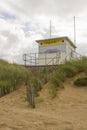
(26, 85), (35, 108)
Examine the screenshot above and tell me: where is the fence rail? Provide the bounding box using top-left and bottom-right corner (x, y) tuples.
(23, 51), (82, 67)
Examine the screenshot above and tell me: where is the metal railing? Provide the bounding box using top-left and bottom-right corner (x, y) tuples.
(23, 51), (82, 67)
(23, 52), (61, 66)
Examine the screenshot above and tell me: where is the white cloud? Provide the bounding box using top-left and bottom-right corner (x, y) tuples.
(0, 0), (87, 64)
(0, 0), (87, 21)
(0, 18), (42, 63)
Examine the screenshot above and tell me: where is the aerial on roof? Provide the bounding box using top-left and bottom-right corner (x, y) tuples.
(36, 36), (76, 48)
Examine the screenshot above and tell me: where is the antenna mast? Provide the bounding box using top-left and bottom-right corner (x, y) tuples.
(50, 20), (52, 38)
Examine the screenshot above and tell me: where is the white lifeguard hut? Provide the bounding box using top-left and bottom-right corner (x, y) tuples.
(36, 36), (76, 66)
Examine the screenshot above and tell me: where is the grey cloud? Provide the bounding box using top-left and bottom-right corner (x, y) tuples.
(11, 0), (87, 17)
(1, 0), (87, 19)
(1, 30), (19, 45)
(7, 34), (19, 44)
(76, 42), (87, 56)
(0, 0), (87, 63)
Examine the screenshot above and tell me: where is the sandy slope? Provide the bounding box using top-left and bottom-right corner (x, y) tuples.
(0, 77), (87, 130)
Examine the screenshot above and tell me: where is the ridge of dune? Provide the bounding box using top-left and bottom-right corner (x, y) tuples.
(0, 76), (87, 130)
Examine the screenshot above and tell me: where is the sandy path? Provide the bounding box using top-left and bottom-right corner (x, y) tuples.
(0, 78), (87, 130)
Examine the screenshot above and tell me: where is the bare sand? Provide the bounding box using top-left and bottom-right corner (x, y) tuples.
(0, 77), (87, 130)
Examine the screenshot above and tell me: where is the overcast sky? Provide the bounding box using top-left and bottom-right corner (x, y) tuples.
(0, 0), (87, 63)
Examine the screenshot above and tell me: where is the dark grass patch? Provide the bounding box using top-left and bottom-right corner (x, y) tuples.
(74, 77), (87, 87)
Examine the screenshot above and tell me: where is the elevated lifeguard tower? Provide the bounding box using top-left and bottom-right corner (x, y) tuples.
(23, 36), (79, 66)
(36, 36), (76, 66)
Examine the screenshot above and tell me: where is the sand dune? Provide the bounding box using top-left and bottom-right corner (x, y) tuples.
(0, 77), (87, 130)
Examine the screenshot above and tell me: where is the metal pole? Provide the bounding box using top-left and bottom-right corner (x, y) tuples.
(74, 16), (76, 45)
(23, 54), (26, 67)
(50, 20), (52, 38)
